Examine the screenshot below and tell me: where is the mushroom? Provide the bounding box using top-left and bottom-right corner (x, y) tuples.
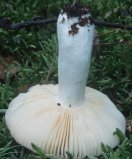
(5, 4), (126, 159)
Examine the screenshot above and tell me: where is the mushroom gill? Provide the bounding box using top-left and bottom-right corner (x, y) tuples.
(5, 85), (125, 158)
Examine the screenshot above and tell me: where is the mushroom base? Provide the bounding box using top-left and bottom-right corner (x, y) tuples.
(5, 84), (126, 159)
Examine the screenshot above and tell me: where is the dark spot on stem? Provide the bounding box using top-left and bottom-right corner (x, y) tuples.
(61, 17), (65, 23)
(78, 17), (89, 26)
(69, 23), (79, 36)
(57, 103), (61, 106)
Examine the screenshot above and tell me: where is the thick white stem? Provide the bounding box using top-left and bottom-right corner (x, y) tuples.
(57, 13), (95, 107)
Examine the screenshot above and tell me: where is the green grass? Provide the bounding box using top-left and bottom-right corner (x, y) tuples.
(0, 0), (132, 158)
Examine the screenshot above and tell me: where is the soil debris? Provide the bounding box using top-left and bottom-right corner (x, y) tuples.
(62, 3), (90, 17)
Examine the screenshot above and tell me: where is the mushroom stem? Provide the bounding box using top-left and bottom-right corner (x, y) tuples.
(57, 12), (95, 107)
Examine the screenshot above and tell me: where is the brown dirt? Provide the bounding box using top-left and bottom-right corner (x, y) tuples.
(62, 4), (90, 17)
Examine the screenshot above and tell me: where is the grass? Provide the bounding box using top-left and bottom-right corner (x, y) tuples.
(0, 0), (132, 158)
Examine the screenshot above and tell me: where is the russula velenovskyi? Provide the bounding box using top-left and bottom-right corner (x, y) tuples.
(5, 4), (126, 159)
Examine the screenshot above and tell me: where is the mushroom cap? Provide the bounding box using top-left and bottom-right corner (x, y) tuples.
(5, 84), (125, 158)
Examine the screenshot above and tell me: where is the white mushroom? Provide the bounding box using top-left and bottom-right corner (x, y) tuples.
(5, 5), (126, 159)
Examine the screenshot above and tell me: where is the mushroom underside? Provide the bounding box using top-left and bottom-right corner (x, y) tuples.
(5, 84), (126, 159)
